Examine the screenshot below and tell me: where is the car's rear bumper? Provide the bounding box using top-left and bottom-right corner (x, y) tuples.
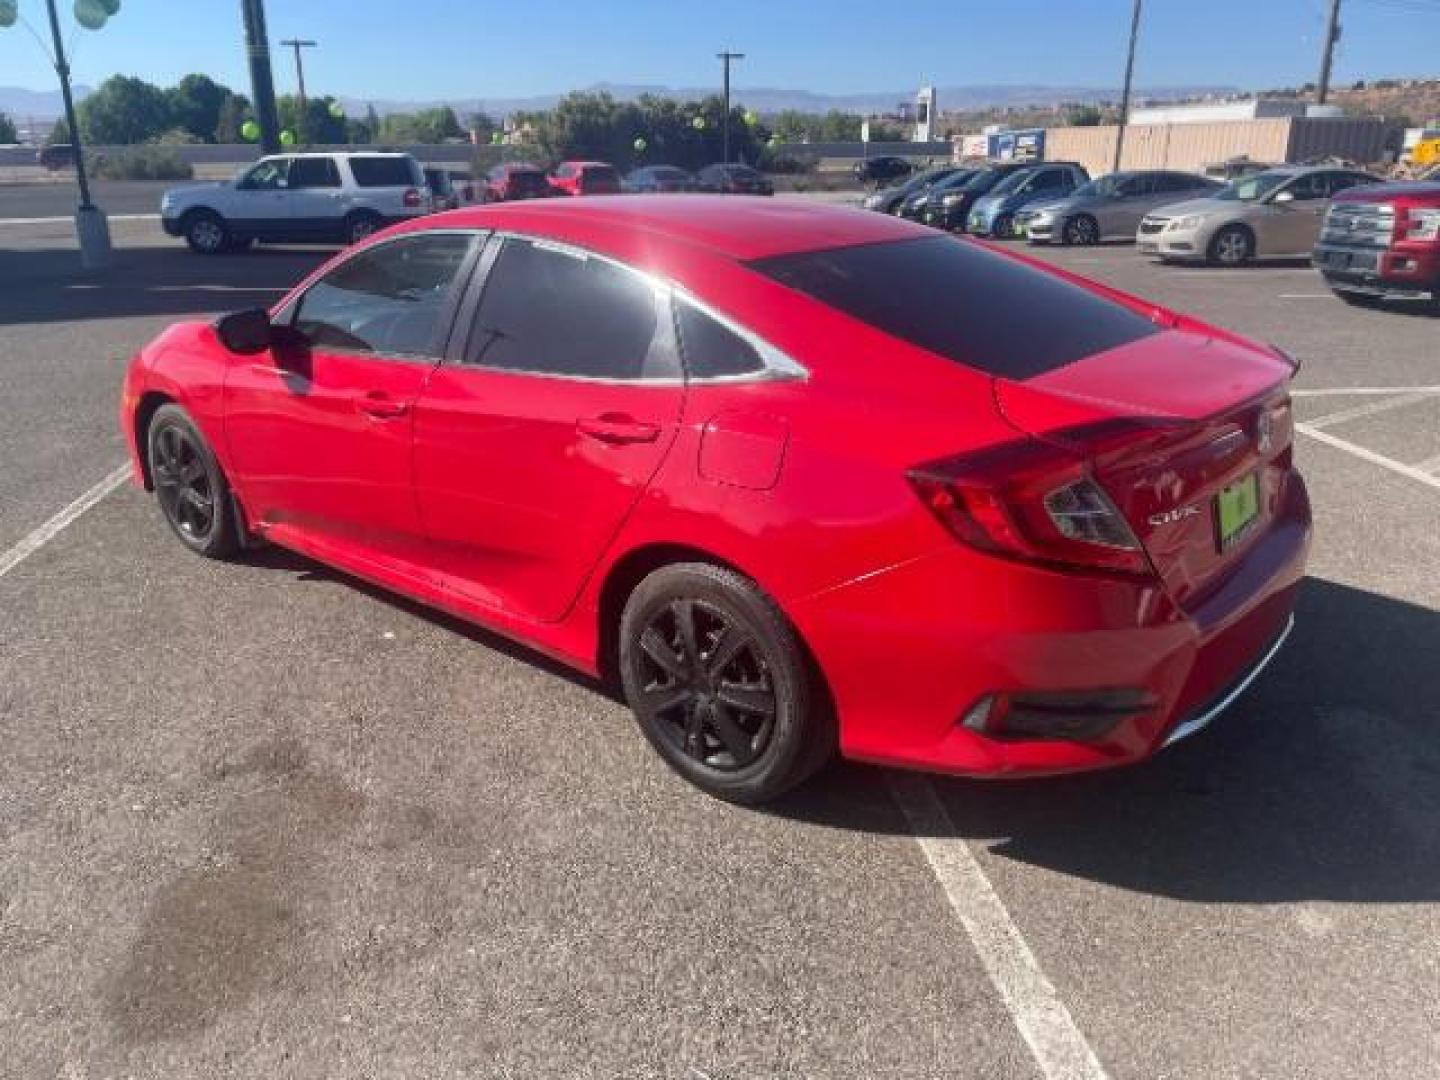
(789, 471), (1311, 778)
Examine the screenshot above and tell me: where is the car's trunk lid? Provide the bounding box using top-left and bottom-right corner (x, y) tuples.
(994, 330), (1295, 609)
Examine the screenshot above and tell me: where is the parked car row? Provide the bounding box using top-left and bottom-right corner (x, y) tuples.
(866, 159), (1438, 310)
(481, 160), (773, 201)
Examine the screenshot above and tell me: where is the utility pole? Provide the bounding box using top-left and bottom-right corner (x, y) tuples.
(241, 0), (281, 154)
(1112, 0), (1143, 173)
(280, 38), (318, 144)
(1316, 0), (1342, 105)
(717, 50), (745, 163)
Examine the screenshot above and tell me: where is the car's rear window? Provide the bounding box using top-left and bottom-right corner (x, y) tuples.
(748, 236), (1161, 379)
(510, 170), (550, 193)
(585, 165), (619, 183)
(349, 156), (419, 187)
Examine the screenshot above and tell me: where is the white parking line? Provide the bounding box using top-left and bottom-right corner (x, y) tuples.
(0, 213), (159, 225)
(1292, 386), (1440, 398)
(888, 774), (1109, 1080)
(0, 464), (130, 581)
(1304, 392), (1436, 430)
(1413, 452), (1440, 476)
(1295, 424), (1440, 493)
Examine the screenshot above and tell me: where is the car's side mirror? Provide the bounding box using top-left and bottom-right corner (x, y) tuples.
(215, 308), (273, 354)
(1272, 190), (1295, 205)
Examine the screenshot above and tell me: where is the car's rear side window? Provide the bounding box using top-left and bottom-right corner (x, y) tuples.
(748, 236), (1161, 379)
(349, 156), (419, 187)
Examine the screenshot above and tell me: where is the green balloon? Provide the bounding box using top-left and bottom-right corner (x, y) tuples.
(240, 119), (260, 142)
(279, 129), (296, 146)
(744, 110), (759, 127)
(632, 137), (647, 152)
(74, 0), (108, 30)
(328, 101), (345, 119)
(0, 0), (16, 28)
(691, 116), (706, 131)
(98, 0), (120, 13)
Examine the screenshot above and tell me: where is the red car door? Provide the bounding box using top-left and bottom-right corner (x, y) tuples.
(412, 235), (685, 623)
(223, 231), (480, 569)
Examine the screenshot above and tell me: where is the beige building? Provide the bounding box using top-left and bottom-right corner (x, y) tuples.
(1045, 116), (1386, 177)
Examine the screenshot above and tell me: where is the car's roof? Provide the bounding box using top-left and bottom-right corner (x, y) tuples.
(418, 194), (930, 262)
(561, 160), (614, 168)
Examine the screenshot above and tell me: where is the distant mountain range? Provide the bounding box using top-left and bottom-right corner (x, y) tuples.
(2, 81), (1236, 122)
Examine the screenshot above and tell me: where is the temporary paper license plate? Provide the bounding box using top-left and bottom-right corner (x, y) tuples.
(1216, 473), (1260, 550)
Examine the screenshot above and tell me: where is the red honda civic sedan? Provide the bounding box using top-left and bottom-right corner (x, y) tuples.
(120, 196), (1310, 803)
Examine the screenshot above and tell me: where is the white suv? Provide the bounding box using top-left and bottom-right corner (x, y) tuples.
(161, 152), (429, 254)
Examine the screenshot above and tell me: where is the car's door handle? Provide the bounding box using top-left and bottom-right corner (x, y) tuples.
(356, 392), (409, 419)
(577, 413), (660, 445)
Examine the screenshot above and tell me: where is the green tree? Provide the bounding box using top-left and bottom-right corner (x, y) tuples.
(277, 94), (347, 145)
(0, 111), (17, 143)
(48, 118), (70, 144)
(815, 110), (862, 141)
(1067, 105), (1104, 127)
(168, 74), (232, 143)
(214, 93), (250, 143)
(77, 75), (174, 144)
(378, 105), (464, 144)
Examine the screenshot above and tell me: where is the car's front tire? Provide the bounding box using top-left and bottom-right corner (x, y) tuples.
(181, 210), (229, 255)
(619, 563), (834, 804)
(146, 403), (240, 560)
(1208, 224), (1255, 266)
(1063, 214), (1100, 246)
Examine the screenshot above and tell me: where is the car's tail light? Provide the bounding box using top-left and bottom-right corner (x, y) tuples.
(907, 429), (1155, 577)
(403, 187), (423, 208)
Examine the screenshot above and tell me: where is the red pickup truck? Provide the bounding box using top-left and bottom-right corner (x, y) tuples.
(1313, 181), (1440, 310)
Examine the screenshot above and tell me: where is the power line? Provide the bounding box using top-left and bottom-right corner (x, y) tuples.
(279, 38), (318, 144)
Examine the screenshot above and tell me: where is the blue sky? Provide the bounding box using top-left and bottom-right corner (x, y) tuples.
(3, 0), (1438, 102)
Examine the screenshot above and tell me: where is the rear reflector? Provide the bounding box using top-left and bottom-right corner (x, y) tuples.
(403, 188), (422, 208)
(963, 689), (1157, 741)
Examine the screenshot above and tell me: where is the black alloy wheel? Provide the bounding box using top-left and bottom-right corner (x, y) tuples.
(147, 403), (239, 559)
(619, 563), (834, 803)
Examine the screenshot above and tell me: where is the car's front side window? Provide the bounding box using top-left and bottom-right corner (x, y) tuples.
(463, 237), (674, 380)
(241, 158), (290, 190)
(289, 233), (477, 358)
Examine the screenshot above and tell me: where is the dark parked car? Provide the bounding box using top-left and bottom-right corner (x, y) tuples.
(862, 165), (967, 215)
(854, 155), (913, 185)
(898, 168), (978, 221)
(695, 163), (774, 196)
(37, 143), (76, 171)
(424, 167), (459, 211)
(623, 165), (698, 193)
(447, 170), (480, 205)
(483, 163), (554, 202)
(919, 162), (1036, 232)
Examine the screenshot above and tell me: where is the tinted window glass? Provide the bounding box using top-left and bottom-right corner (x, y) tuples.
(1285, 173), (1328, 201)
(675, 301), (765, 379)
(1327, 172), (1374, 195)
(349, 156), (418, 187)
(292, 233), (475, 357)
(289, 157), (340, 188)
(465, 239), (665, 379)
(507, 170), (550, 196)
(749, 237), (1161, 380)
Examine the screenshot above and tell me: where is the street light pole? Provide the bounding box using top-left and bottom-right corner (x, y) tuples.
(1316, 0), (1342, 105)
(280, 38), (317, 145)
(241, 0), (281, 154)
(1112, 0), (1143, 174)
(717, 50), (744, 164)
(44, 0), (109, 267)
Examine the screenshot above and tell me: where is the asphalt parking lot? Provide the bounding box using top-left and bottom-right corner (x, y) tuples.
(2, 212), (1439, 1080)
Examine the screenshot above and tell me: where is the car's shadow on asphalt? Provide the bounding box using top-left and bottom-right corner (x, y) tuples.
(769, 576), (1440, 904)
(0, 244), (332, 327)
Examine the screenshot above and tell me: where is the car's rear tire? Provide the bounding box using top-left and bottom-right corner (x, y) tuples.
(146, 403), (240, 560)
(619, 562), (834, 804)
(343, 211), (383, 245)
(182, 210), (229, 255)
(1063, 214), (1100, 246)
(1208, 224), (1254, 266)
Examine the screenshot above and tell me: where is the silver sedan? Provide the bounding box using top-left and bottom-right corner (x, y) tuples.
(1136, 165), (1379, 265)
(1022, 170), (1221, 245)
